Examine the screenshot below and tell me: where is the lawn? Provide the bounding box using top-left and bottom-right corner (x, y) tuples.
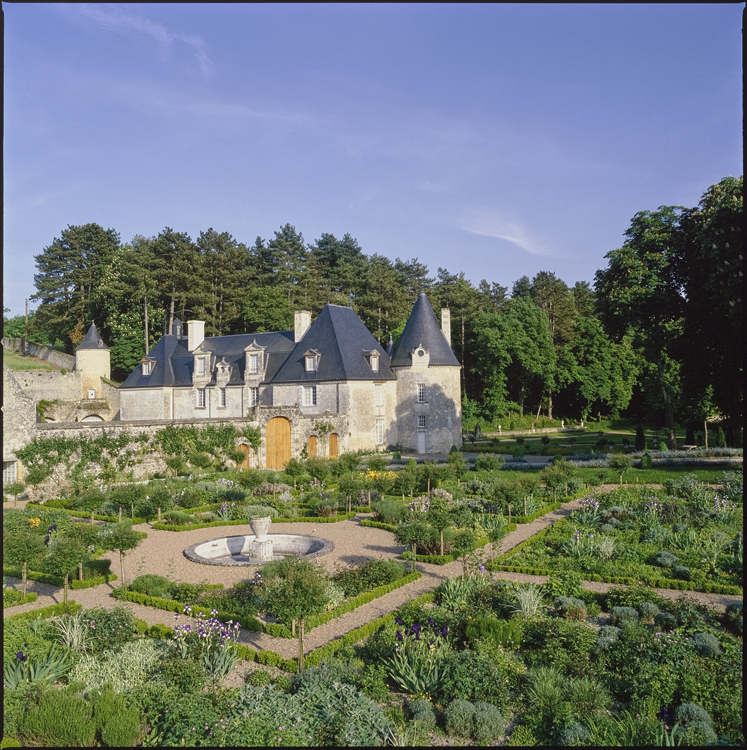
(3, 349), (56, 371)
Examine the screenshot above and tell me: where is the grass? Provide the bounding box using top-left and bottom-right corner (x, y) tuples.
(3, 349), (56, 371)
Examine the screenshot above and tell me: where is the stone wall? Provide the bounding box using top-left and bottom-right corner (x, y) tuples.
(2, 337), (76, 369)
(2, 365), (37, 474)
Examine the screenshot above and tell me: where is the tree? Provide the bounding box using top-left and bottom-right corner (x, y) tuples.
(151, 227), (200, 330)
(607, 454), (632, 485)
(42, 537), (87, 609)
(31, 224), (120, 351)
(594, 206), (687, 447)
(452, 529), (479, 576)
(3, 530), (47, 595)
(103, 523), (143, 588)
(261, 557), (330, 670)
(676, 176), (743, 440)
(395, 521), (434, 572)
(427, 497), (452, 556)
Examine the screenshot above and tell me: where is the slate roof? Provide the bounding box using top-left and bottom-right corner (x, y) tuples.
(119, 304), (394, 389)
(390, 292), (460, 367)
(272, 304), (395, 382)
(76, 322), (109, 351)
(118, 330), (295, 389)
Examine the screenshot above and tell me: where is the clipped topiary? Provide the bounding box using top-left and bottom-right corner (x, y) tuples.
(409, 699), (437, 730)
(654, 612), (676, 631)
(637, 602), (660, 624)
(558, 722), (590, 746)
(473, 701), (505, 743)
(672, 565), (690, 580)
(675, 702), (713, 726)
(655, 551), (679, 568)
(128, 574), (173, 598)
(445, 699), (476, 738)
(247, 669), (272, 687)
(609, 606), (639, 626)
(692, 632), (721, 658)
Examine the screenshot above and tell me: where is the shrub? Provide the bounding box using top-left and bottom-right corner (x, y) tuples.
(236, 504), (279, 519)
(409, 698), (437, 730)
(20, 687), (95, 747)
(147, 623), (175, 640)
(655, 551), (679, 568)
(672, 565), (690, 580)
(91, 687), (142, 747)
(157, 653), (207, 693)
(256, 649), (280, 667)
(333, 558), (406, 598)
(692, 632), (721, 658)
(247, 669), (272, 686)
(465, 615), (523, 649)
(371, 497), (408, 525)
(440, 650), (506, 705)
(473, 701), (505, 743)
(654, 612), (677, 631)
(80, 606), (138, 653)
(558, 722), (590, 746)
(640, 452), (653, 469)
(69, 638), (172, 693)
(553, 596), (587, 620)
(128, 574), (172, 599)
(609, 606), (639, 626)
(675, 702), (713, 727)
(506, 724), (539, 746)
(445, 698), (475, 738)
(637, 602), (660, 624)
(565, 675), (611, 716)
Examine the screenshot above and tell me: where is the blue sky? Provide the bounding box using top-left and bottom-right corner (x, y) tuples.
(3, 3), (742, 317)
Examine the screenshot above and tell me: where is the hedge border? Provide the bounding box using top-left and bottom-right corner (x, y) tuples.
(151, 511), (357, 531)
(266, 570), (423, 638)
(2, 565), (118, 589)
(304, 591), (436, 667)
(25, 502), (150, 525)
(115, 589), (265, 632)
(3, 592), (38, 609)
(4, 600), (83, 623)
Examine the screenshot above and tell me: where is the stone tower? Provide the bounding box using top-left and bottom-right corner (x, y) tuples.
(75, 322), (111, 400)
(390, 292), (462, 453)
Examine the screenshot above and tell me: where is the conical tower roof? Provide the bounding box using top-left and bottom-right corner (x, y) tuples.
(75, 321), (109, 350)
(390, 292), (460, 367)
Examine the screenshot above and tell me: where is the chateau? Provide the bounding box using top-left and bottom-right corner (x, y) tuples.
(119, 293), (462, 468)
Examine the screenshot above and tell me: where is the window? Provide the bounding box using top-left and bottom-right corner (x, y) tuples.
(418, 415), (426, 429)
(88, 389), (96, 399)
(196, 357), (206, 377)
(142, 360), (154, 376)
(249, 387), (259, 406)
(370, 354), (379, 372)
(375, 418), (384, 445)
(219, 388), (227, 408)
(417, 383), (426, 402)
(248, 353), (259, 374)
(303, 385), (317, 406)
(197, 389), (206, 408)
(3, 461), (17, 486)
(305, 355), (317, 372)
(374, 384), (384, 407)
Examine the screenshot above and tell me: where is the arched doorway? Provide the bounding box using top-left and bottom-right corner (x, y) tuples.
(266, 417), (291, 470)
(308, 435), (317, 459)
(236, 443), (251, 470)
(329, 433), (339, 458)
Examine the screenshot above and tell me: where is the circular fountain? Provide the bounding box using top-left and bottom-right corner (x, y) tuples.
(183, 518), (334, 567)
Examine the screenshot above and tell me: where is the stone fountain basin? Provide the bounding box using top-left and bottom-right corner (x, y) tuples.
(183, 534), (334, 567)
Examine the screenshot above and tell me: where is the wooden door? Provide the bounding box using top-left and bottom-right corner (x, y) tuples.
(266, 417), (291, 470)
(329, 433), (338, 458)
(308, 435), (318, 459)
(236, 443), (251, 470)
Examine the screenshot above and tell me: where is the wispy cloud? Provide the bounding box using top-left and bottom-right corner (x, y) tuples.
(61, 5), (214, 77)
(461, 211), (553, 256)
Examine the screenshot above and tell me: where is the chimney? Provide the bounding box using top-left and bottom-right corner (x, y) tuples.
(294, 310), (311, 342)
(441, 308), (451, 346)
(187, 320), (205, 351)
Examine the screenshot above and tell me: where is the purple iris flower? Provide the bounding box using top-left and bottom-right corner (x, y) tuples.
(396, 630), (403, 641)
(16, 652), (27, 662)
(428, 617), (435, 627)
(394, 616), (403, 626)
(441, 626), (448, 637)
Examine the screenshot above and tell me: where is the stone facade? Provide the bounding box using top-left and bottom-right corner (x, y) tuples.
(3, 365), (37, 483)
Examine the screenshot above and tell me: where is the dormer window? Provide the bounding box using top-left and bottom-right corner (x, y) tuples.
(141, 359), (155, 376)
(196, 357), (206, 377)
(248, 353), (260, 374)
(244, 340), (267, 379)
(371, 353), (379, 372)
(304, 349), (321, 372)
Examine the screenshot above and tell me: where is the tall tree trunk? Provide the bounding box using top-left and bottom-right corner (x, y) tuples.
(298, 619), (305, 671)
(120, 551), (126, 588)
(144, 296), (149, 353)
(548, 391), (553, 420)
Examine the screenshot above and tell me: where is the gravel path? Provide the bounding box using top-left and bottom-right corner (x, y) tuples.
(5, 488), (742, 661)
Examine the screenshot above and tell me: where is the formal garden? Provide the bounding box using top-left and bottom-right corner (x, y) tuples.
(3, 443), (743, 747)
